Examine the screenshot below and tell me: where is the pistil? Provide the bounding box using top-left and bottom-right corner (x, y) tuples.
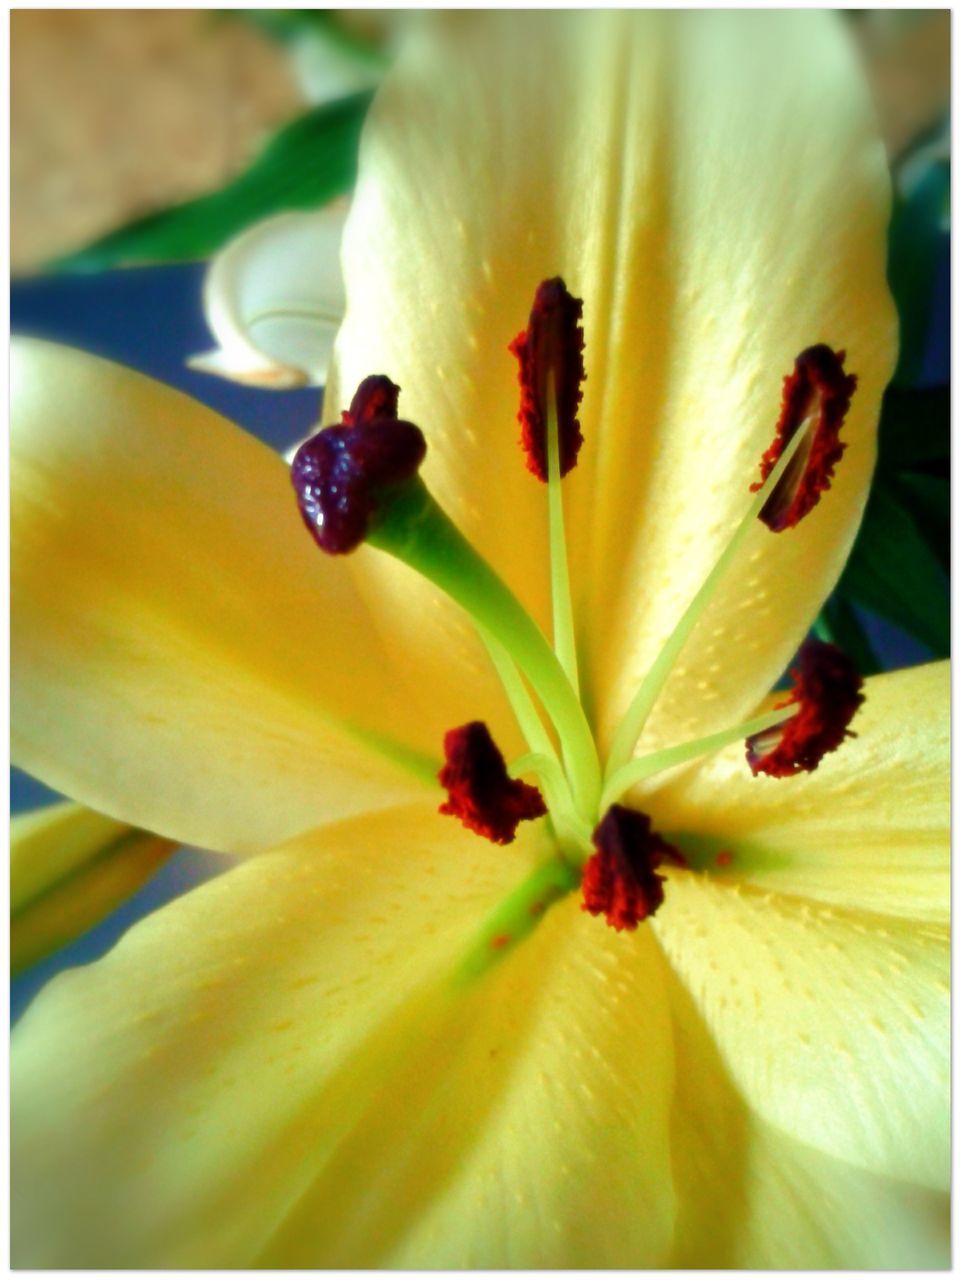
(368, 478), (602, 816)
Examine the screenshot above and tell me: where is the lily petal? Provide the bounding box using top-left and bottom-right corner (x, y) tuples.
(654, 867), (949, 1190)
(13, 804), (676, 1268)
(649, 662), (950, 921)
(327, 10), (896, 750)
(188, 207), (348, 388)
(666, 967), (949, 1268)
(11, 801), (176, 975)
(11, 338), (482, 854)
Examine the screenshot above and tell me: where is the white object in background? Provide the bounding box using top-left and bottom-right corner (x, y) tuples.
(188, 206), (348, 389)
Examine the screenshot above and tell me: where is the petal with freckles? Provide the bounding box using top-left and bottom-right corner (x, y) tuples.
(649, 662), (950, 921)
(13, 804), (676, 1268)
(664, 965), (949, 1268)
(654, 869), (949, 1190)
(11, 339), (475, 854)
(188, 208), (348, 389)
(326, 10), (896, 749)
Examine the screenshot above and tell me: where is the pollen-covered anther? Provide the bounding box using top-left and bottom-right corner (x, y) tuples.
(291, 375), (425, 554)
(581, 805), (680, 932)
(752, 344), (857, 531)
(509, 277), (586, 481)
(438, 721), (547, 845)
(746, 637), (864, 777)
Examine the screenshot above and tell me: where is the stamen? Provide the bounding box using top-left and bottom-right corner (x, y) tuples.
(581, 805), (679, 932)
(752, 345), (857, 531)
(476, 625), (558, 763)
(509, 277), (585, 481)
(291, 375), (425, 554)
(508, 752), (593, 854)
(605, 418), (813, 778)
(511, 278), (585, 691)
(439, 721), (547, 845)
(746, 637), (864, 776)
(601, 704), (796, 810)
(546, 387), (580, 692)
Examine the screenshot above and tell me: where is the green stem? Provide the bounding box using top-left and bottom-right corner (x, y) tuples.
(476, 626), (558, 763)
(547, 400), (579, 694)
(601, 705), (796, 810)
(605, 422), (813, 778)
(369, 481), (602, 817)
(452, 856), (580, 985)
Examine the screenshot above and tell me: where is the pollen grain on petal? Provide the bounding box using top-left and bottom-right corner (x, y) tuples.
(509, 276), (586, 482)
(581, 805), (678, 932)
(746, 637), (864, 777)
(291, 375), (425, 555)
(438, 721), (547, 845)
(752, 344), (857, 531)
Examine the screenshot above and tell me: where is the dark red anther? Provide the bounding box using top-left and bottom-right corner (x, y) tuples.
(746, 637), (864, 777)
(752, 345), (857, 531)
(291, 375), (425, 555)
(581, 805), (679, 932)
(438, 721), (547, 845)
(509, 277), (586, 481)
(342, 374), (400, 426)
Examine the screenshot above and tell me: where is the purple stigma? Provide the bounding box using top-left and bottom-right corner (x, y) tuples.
(291, 376), (426, 555)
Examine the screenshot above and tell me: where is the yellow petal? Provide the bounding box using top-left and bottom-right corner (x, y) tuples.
(649, 662), (950, 921)
(665, 966), (949, 1268)
(12, 338), (475, 854)
(13, 804), (676, 1267)
(328, 11), (896, 750)
(11, 800), (176, 975)
(654, 868), (949, 1190)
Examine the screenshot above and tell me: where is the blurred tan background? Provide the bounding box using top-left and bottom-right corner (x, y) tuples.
(11, 10), (306, 271)
(10, 9), (950, 273)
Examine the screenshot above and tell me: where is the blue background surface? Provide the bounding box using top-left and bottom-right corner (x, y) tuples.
(9, 260), (940, 1019)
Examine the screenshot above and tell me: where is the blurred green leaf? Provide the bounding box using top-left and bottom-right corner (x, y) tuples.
(893, 471), (950, 572)
(878, 385), (949, 470)
(814, 597), (880, 676)
(835, 478), (949, 656)
(887, 155), (949, 387)
(49, 91), (373, 273)
(235, 10), (389, 69)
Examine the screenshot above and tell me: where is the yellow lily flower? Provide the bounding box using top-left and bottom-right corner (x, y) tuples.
(11, 10), (949, 1269)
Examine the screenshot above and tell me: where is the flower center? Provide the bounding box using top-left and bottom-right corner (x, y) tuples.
(291, 279), (864, 948)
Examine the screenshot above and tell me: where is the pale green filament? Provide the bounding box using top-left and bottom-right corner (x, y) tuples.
(509, 752), (593, 853)
(370, 480), (602, 818)
(601, 704), (796, 810)
(476, 625), (558, 764)
(546, 395), (580, 695)
(605, 418), (815, 779)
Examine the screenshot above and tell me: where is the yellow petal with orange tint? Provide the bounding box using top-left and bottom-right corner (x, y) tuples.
(11, 339), (513, 854)
(13, 803), (676, 1268)
(329, 10), (895, 755)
